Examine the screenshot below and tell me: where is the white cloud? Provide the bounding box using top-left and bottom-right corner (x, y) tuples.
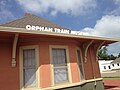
(16, 0), (96, 16)
(109, 0), (120, 15)
(0, 0), (14, 21)
(81, 15), (120, 56)
(82, 15), (120, 38)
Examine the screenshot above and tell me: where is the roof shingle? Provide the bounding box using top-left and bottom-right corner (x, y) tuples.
(0, 13), (68, 30)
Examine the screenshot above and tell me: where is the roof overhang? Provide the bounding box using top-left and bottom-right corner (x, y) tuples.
(0, 26), (119, 66)
(0, 26), (119, 45)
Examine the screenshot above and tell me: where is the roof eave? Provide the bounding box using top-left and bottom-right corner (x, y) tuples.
(0, 26), (120, 43)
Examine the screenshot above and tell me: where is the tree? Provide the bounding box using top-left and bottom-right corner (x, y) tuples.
(98, 46), (108, 60)
(98, 46), (117, 60)
(118, 53), (120, 58)
(108, 54), (117, 60)
(102, 46), (107, 55)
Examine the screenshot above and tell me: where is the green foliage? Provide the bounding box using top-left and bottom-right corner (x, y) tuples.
(108, 54), (117, 60)
(98, 46), (117, 60)
(118, 53), (120, 58)
(98, 46), (108, 60)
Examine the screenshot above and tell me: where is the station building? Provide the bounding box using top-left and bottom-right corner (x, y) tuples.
(0, 13), (119, 90)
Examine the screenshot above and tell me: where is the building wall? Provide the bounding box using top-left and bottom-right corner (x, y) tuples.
(19, 40), (81, 88)
(0, 41), (19, 90)
(68, 44), (80, 83)
(90, 46), (101, 78)
(99, 60), (113, 72)
(0, 38), (102, 90)
(83, 46), (101, 80)
(111, 63), (120, 70)
(99, 60), (120, 72)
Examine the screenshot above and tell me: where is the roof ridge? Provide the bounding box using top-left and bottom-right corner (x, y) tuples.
(26, 13), (66, 28)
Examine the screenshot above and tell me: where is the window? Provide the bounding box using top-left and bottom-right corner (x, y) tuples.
(108, 66), (111, 69)
(23, 49), (36, 87)
(50, 45), (72, 85)
(104, 66), (106, 69)
(52, 48), (69, 84)
(77, 49), (84, 80)
(117, 63), (119, 66)
(112, 64), (114, 67)
(20, 46), (39, 89)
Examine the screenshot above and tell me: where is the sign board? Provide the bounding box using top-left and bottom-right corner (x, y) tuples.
(26, 25), (70, 34)
(26, 25), (84, 35)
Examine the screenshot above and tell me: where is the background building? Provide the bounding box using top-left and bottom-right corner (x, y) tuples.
(98, 60), (113, 72)
(111, 57), (120, 70)
(99, 57), (120, 73)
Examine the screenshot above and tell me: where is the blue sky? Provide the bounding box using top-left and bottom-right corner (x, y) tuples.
(0, 0), (118, 30)
(0, 0), (120, 56)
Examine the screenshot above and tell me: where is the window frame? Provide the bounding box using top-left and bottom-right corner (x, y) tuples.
(76, 47), (85, 81)
(19, 45), (40, 90)
(49, 45), (72, 86)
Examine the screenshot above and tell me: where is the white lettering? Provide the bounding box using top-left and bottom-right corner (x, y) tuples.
(39, 27), (44, 31)
(32, 26), (36, 30)
(35, 26), (40, 30)
(44, 27), (49, 31)
(48, 28), (53, 32)
(26, 25), (31, 30)
(25, 25), (72, 34)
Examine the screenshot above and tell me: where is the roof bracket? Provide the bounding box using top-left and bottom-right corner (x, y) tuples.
(12, 34), (19, 67)
(94, 41), (105, 62)
(81, 40), (94, 63)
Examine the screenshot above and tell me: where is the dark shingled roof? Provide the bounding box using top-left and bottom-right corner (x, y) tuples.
(111, 57), (120, 63)
(0, 13), (68, 29)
